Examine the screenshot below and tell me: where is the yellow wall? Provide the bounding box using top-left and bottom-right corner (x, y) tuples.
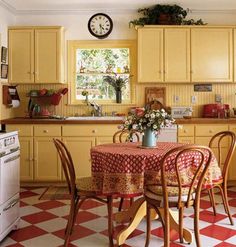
(4, 82), (236, 119)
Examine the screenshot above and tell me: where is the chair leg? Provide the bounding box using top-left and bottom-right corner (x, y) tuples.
(118, 197), (124, 211)
(107, 196), (114, 247)
(145, 202), (151, 247)
(208, 188), (217, 216)
(219, 185), (234, 225)
(178, 207), (184, 243)
(193, 203), (201, 247)
(64, 200), (76, 246)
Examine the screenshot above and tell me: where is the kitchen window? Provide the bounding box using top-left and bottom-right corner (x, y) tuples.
(68, 40), (136, 104)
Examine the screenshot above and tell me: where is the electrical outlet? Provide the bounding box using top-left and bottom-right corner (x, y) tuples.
(173, 95), (179, 103)
(191, 95), (197, 104)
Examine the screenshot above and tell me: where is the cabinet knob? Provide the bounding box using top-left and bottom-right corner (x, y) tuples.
(92, 129), (97, 133)
(190, 70), (193, 74)
(183, 130), (187, 133)
(43, 130), (49, 133)
(209, 130), (213, 133)
(158, 70), (162, 74)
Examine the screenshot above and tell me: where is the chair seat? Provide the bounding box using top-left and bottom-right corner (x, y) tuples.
(76, 177), (96, 193)
(145, 184), (195, 203)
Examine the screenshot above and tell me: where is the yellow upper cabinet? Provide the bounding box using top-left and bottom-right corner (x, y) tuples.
(191, 27), (233, 82)
(8, 26), (65, 84)
(138, 28), (163, 82)
(138, 27), (190, 83)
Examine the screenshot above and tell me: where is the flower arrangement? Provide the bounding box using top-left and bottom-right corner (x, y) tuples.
(103, 73), (131, 91)
(123, 107), (175, 134)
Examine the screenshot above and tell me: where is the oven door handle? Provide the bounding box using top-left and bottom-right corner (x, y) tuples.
(3, 198), (19, 212)
(4, 154), (20, 163)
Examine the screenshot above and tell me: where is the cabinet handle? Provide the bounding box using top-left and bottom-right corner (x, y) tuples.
(92, 130), (97, 133)
(27, 71), (31, 74)
(43, 130), (49, 133)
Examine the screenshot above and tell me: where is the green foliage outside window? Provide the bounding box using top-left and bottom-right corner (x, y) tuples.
(75, 48), (131, 101)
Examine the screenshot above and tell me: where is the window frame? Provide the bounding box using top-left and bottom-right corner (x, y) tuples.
(67, 40), (136, 105)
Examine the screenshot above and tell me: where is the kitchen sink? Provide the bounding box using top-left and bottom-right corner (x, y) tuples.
(65, 116), (125, 121)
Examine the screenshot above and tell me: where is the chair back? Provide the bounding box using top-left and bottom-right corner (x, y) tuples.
(53, 139), (76, 196)
(209, 131), (236, 181)
(160, 145), (212, 213)
(113, 129), (140, 143)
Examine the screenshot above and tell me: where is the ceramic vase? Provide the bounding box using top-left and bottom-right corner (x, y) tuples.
(142, 127), (157, 148)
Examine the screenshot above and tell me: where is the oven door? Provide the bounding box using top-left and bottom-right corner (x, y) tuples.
(0, 150), (20, 205)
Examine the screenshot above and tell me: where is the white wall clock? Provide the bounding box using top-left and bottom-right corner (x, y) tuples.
(88, 13), (113, 39)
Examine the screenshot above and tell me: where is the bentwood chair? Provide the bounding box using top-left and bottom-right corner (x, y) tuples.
(53, 139), (114, 247)
(113, 129), (140, 211)
(113, 129), (140, 143)
(144, 145), (213, 247)
(207, 131), (236, 225)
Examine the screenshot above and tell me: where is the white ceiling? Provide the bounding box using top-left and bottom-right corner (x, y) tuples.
(1, 0), (236, 14)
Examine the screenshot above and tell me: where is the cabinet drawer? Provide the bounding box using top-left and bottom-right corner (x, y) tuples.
(195, 136), (228, 147)
(178, 136), (195, 144)
(6, 124), (33, 137)
(178, 125), (194, 137)
(62, 124), (119, 137)
(34, 125), (61, 136)
(195, 125), (228, 136)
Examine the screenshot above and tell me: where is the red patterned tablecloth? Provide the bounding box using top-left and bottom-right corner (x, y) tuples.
(90, 142), (222, 196)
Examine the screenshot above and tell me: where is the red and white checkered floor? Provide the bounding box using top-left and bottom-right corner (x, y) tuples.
(1, 186), (236, 247)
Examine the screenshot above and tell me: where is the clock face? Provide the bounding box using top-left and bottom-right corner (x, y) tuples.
(88, 13), (113, 39)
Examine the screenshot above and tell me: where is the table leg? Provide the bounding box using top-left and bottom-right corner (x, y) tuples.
(115, 197), (192, 246)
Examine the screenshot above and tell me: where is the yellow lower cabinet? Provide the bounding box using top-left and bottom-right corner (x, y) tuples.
(178, 136), (195, 144)
(34, 137), (62, 181)
(96, 136), (114, 145)
(63, 137), (95, 178)
(228, 125), (236, 181)
(19, 137), (34, 181)
(6, 124), (34, 182)
(177, 124), (194, 144)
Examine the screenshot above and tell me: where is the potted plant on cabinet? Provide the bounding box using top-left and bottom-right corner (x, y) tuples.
(129, 4), (205, 27)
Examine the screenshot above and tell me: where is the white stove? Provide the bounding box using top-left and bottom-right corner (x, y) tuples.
(0, 131), (20, 242)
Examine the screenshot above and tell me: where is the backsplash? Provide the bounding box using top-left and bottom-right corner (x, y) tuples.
(8, 83), (236, 118)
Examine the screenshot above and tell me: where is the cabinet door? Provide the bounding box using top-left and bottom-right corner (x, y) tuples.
(19, 137), (34, 181)
(8, 29), (34, 83)
(228, 125), (236, 180)
(35, 29), (62, 83)
(191, 28), (233, 82)
(96, 136), (113, 145)
(34, 137), (62, 181)
(164, 28), (190, 82)
(138, 28), (163, 82)
(63, 137), (95, 178)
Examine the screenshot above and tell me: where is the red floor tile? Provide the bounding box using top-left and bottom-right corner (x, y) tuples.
(33, 200), (66, 210)
(79, 199), (104, 210)
(9, 225), (47, 242)
(20, 201), (28, 207)
(191, 210), (227, 223)
(200, 225), (236, 241)
(22, 211), (57, 224)
(20, 191), (38, 199)
(5, 244), (24, 247)
(53, 224), (96, 241)
(229, 199), (236, 207)
(200, 199), (212, 209)
(63, 211), (100, 224)
(151, 226), (179, 241)
(215, 242), (236, 247)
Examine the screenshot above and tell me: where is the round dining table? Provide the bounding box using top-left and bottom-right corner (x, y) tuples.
(90, 142), (222, 245)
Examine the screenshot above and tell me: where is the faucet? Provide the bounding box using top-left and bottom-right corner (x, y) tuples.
(88, 101), (102, 116)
